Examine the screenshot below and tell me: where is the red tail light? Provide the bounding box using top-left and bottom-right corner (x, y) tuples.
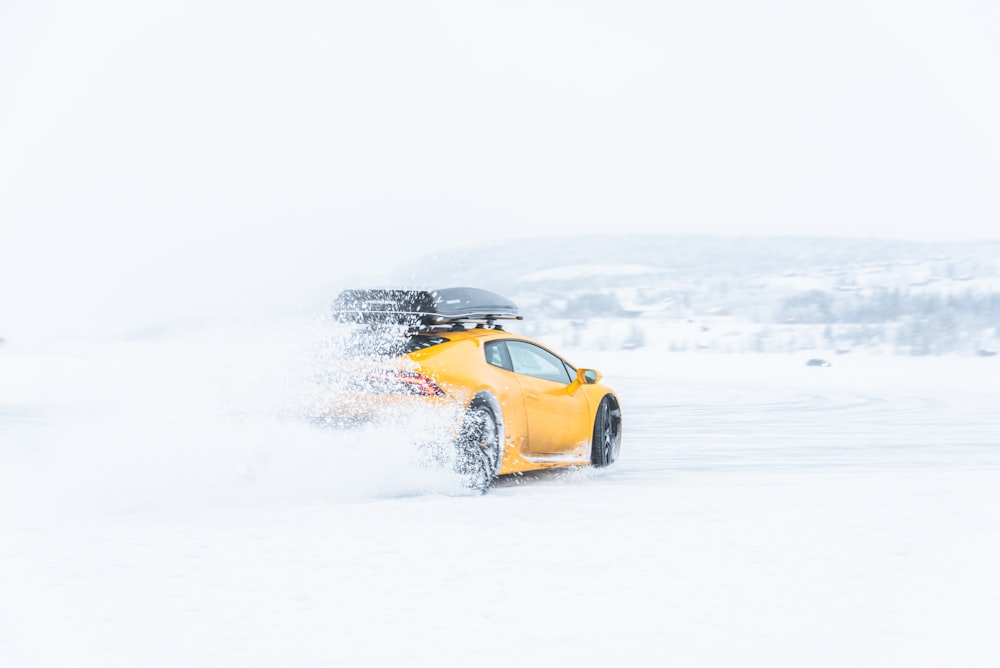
(367, 371), (445, 396)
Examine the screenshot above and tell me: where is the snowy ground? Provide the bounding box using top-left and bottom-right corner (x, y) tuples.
(1, 329), (999, 668)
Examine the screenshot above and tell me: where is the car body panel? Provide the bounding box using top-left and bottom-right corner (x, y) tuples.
(513, 372), (592, 458)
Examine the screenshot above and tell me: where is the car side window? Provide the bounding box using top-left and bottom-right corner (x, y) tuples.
(505, 341), (572, 384)
(484, 340), (512, 371)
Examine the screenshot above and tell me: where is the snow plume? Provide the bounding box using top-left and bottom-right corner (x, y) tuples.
(0, 312), (471, 528)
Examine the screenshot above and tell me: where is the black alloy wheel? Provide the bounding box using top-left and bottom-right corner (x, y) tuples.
(590, 395), (621, 468)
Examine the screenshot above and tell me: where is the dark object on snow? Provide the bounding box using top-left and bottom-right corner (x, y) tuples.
(806, 358), (832, 367)
(332, 287), (522, 328)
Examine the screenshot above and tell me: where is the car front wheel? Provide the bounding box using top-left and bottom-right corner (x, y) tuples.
(590, 395), (622, 468)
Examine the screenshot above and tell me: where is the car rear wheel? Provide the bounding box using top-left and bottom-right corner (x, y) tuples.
(590, 395), (622, 468)
(454, 402), (502, 493)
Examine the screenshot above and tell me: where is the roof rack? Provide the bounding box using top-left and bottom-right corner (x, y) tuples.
(332, 287), (522, 329)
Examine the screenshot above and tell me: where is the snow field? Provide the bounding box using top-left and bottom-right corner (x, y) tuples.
(1, 333), (998, 667)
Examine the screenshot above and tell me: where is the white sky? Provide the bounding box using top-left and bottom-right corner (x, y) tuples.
(2, 0), (999, 338)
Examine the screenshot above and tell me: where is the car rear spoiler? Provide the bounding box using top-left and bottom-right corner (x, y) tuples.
(332, 287), (523, 327)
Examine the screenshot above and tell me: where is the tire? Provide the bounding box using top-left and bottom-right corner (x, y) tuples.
(454, 401), (502, 492)
(590, 395), (622, 468)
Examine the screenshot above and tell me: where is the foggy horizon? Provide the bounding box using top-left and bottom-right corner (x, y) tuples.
(3, 2), (999, 339)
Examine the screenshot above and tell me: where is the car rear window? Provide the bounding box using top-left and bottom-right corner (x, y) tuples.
(402, 335), (450, 353)
(337, 328), (450, 358)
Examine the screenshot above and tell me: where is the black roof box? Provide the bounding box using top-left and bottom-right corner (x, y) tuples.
(332, 287), (522, 327)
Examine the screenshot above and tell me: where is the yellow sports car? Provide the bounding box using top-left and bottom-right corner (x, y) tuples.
(314, 287), (622, 491)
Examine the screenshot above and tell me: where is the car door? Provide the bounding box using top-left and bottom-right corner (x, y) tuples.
(502, 340), (591, 456)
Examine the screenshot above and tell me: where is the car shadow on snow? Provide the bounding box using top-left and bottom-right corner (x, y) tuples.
(493, 465), (599, 489)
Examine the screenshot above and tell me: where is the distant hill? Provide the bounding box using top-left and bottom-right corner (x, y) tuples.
(395, 234), (998, 290)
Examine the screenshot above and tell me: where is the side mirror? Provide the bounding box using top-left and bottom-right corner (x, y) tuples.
(577, 368), (601, 385)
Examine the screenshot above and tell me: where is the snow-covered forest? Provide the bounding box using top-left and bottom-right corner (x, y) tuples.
(397, 235), (1000, 356)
